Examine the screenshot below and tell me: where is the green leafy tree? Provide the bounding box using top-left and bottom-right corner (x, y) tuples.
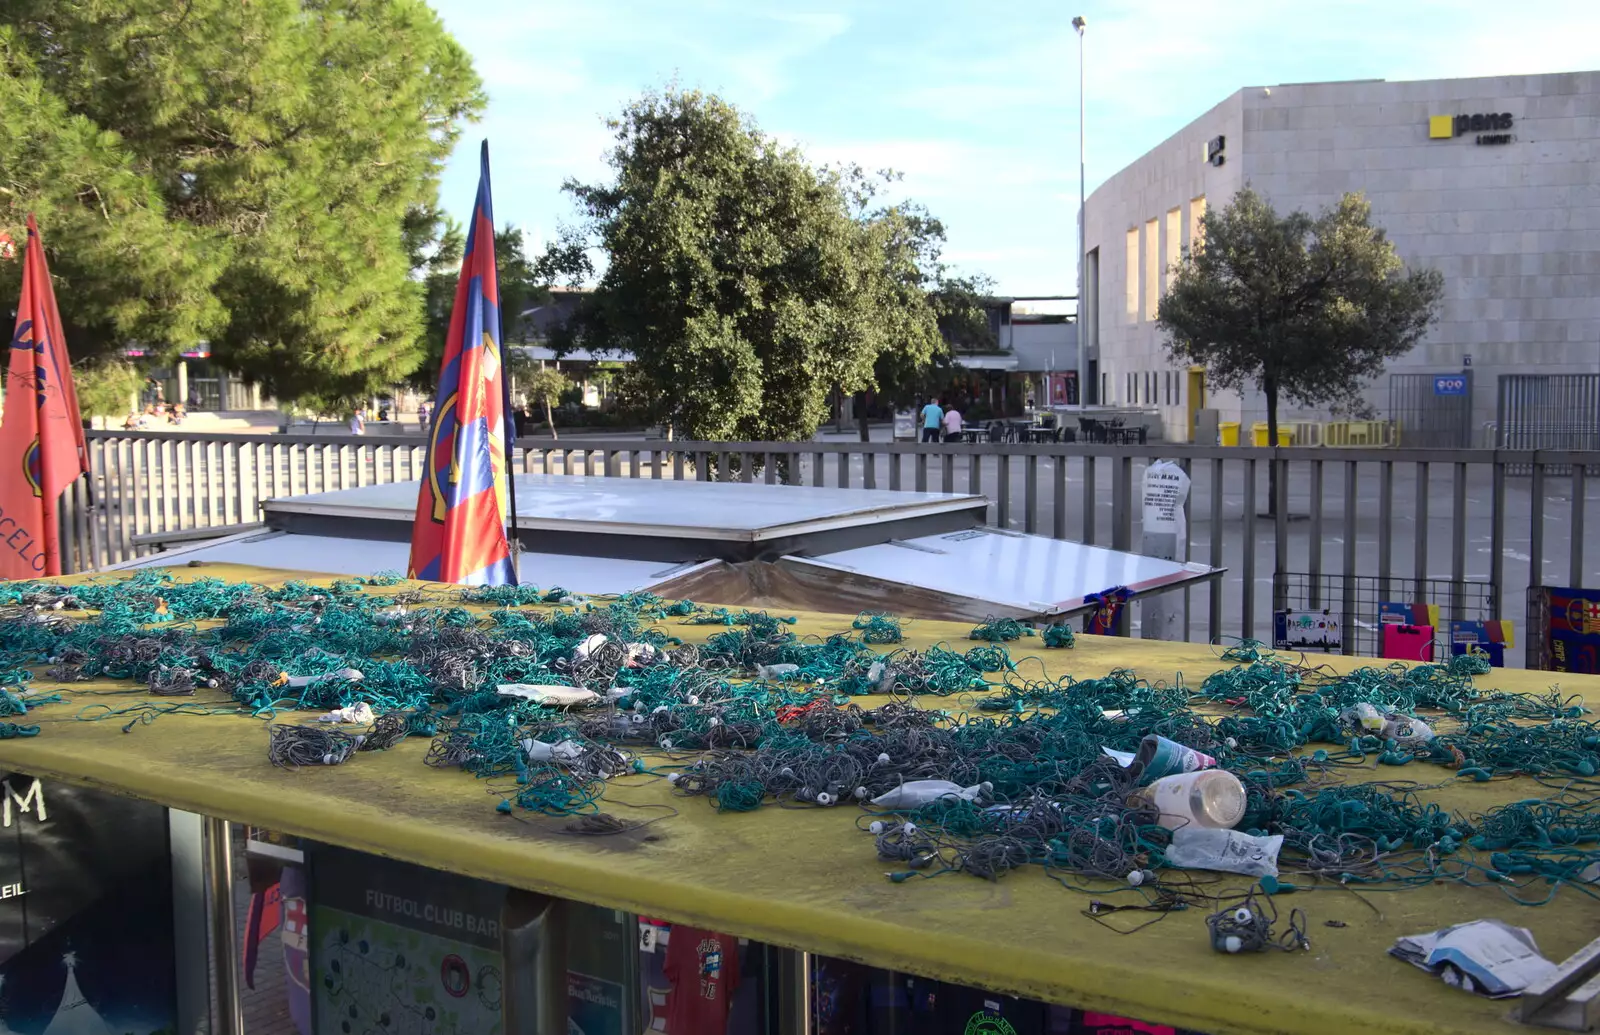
(549, 88), (945, 442)
(73, 358), (144, 424)
(522, 367), (571, 439)
(1157, 187), (1442, 505)
(931, 274), (999, 352)
(0, 0), (483, 404)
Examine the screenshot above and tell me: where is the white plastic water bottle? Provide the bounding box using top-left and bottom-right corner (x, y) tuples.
(1145, 770), (1246, 830)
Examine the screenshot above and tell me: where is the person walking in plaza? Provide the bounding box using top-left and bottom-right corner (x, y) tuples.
(920, 397), (943, 443)
(349, 408), (366, 435)
(942, 401), (963, 442)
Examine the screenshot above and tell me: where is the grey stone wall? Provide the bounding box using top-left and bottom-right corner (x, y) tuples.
(1082, 72), (1600, 441)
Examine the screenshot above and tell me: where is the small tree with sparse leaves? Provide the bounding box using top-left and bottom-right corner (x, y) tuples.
(1157, 187), (1442, 509)
(524, 367), (571, 439)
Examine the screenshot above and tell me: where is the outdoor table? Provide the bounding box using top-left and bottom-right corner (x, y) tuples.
(3, 562), (1598, 1035)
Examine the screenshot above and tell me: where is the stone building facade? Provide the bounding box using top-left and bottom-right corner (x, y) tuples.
(1080, 71), (1600, 443)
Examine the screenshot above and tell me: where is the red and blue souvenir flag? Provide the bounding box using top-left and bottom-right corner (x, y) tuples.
(0, 215), (88, 580)
(409, 143), (517, 585)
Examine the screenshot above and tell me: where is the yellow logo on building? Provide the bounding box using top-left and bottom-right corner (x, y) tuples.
(1429, 112), (1514, 139)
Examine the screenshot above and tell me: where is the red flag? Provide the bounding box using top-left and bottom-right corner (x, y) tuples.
(0, 215), (88, 579)
(408, 143), (517, 585)
(242, 883), (284, 989)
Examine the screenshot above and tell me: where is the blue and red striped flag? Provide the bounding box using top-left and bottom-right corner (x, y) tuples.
(408, 143), (517, 585)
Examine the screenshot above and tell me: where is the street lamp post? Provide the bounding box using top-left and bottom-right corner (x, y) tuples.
(1072, 15), (1087, 405)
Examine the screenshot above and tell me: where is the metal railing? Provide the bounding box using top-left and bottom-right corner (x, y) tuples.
(64, 431), (1597, 660)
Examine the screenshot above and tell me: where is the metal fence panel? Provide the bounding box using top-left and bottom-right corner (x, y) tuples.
(1388, 371), (1473, 447)
(1497, 373), (1600, 451)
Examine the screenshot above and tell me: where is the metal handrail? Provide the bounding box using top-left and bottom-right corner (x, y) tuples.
(62, 430), (1597, 664)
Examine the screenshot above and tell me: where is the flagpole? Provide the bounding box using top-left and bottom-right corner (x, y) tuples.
(483, 141), (523, 581)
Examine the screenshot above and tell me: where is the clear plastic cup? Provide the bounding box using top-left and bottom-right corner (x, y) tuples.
(1144, 770), (1246, 830)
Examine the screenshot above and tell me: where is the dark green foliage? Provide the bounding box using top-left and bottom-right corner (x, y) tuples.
(546, 89), (947, 441)
(0, 0), (483, 404)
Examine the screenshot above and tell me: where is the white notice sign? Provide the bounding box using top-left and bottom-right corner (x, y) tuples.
(1140, 460), (1191, 642)
(1142, 460), (1190, 537)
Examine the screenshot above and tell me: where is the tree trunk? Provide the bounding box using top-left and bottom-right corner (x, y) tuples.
(857, 390), (871, 442)
(544, 397), (558, 441)
(1264, 376), (1280, 517)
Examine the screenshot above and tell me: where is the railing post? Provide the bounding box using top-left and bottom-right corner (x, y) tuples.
(1111, 454), (1132, 552)
(1273, 455), (1289, 614)
(1413, 461), (1431, 586)
(996, 454), (1011, 528)
(1051, 452), (1067, 540)
(1451, 461), (1468, 618)
(1243, 458), (1258, 642)
(1572, 463), (1588, 589)
(1081, 456), (1096, 545)
(1378, 460), (1394, 603)
(131, 439), (149, 557)
(1209, 458), (1224, 643)
(1308, 460), (1323, 607)
(1341, 461), (1358, 655)
(1489, 457), (1506, 614)
(1530, 458), (1545, 591)
(1024, 453), (1038, 534)
(1180, 456), (1193, 641)
(176, 440), (193, 529)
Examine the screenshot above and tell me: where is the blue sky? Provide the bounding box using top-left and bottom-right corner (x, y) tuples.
(431, 0), (1596, 298)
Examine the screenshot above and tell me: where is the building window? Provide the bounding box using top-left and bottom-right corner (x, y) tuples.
(1188, 195), (1207, 252)
(1124, 229), (1139, 319)
(1143, 219), (1159, 321)
(1164, 207), (1181, 291)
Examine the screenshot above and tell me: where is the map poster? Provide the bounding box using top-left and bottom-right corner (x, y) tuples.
(1, 772), (179, 1035)
(309, 843), (508, 1035)
(1546, 586), (1600, 674)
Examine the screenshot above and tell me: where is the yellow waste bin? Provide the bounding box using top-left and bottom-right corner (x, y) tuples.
(1250, 422), (1293, 446)
(1219, 422), (1240, 447)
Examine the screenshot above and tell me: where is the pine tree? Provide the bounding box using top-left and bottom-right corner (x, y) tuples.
(0, 0), (484, 405)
